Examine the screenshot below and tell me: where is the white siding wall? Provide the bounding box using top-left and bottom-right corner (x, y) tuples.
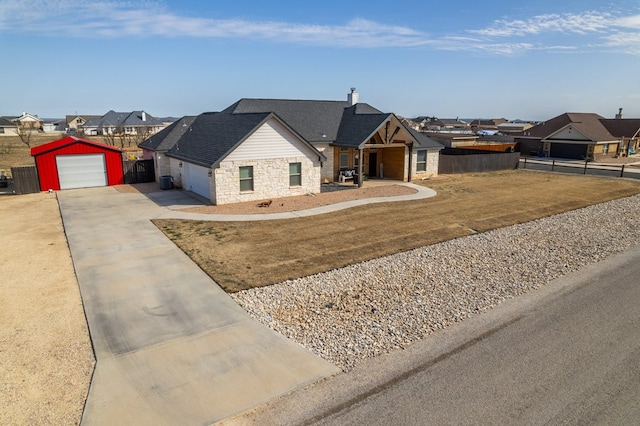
(552, 127), (590, 141)
(225, 120), (316, 161)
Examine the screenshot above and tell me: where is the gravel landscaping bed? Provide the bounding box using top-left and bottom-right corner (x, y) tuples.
(232, 194), (640, 371)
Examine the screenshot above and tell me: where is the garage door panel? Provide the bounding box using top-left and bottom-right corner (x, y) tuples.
(550, 143), (588, 160)
(56, 154), (108, 189)
(184, 163), (211, 199)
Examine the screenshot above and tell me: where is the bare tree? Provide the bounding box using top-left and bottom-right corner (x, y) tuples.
(100, 127), (118, 146)
(16, 122), (35, 148)
(131, 126), (153, 147)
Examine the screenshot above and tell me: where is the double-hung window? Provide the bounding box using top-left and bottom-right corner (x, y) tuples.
(289, 162), (302, 186)
(416, 151), (427, 172)
(239, 166), (253, 191)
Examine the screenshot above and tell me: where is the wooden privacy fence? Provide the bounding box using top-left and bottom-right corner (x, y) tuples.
(11, 166), (40, 194)
(438, 148), (520, 174)
(123, 159), (155, 184)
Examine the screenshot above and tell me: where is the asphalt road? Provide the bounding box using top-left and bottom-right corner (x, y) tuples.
(225, 244), (640, 425)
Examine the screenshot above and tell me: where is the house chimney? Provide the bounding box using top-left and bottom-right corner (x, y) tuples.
(142, 111), (147, 121)
(615, 108), (623, 119)
(348, 87), (359, 106)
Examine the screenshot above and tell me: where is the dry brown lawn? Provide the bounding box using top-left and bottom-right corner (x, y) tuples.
(154, 170), (640, 292)
(0, 192), (94, 425)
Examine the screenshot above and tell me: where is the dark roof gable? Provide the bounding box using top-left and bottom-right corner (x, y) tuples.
(224, 98), (383, 143)
(522, 113), (615, 141)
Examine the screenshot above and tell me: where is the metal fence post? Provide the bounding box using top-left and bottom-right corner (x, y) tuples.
(584, 159), (588, 174)
(620, 164), (625, 178)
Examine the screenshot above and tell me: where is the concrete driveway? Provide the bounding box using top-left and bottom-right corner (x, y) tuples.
(57, 187), (339, 425)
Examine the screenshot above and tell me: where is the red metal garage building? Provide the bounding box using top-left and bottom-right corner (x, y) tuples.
(31, 136), (124, 191)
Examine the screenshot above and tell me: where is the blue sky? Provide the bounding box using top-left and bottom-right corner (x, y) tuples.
(1, 0), (639, 121)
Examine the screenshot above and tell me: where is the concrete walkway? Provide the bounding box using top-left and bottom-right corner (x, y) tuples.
(152, 182), (436, 221)
(58, 182), (435, 424)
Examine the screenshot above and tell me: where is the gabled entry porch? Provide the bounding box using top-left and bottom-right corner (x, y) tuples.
(332, 114), (415, 185)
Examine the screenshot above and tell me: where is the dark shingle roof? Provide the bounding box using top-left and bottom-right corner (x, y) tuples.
(408, 128), (445, 149)
(152, 96), (441, 166)
(600, 119), (640, 139)
(139, 116), (197, 151)
(523, 113), (616, 141)
(335, 106), (391, 147)
(84, 110), (164, 128)
(166, 112), (272, 167)
(0, 117), (17, 127)
(224, 99), (383, 143)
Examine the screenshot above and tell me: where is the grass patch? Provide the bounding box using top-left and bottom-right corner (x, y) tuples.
(153, 170), (640, 293)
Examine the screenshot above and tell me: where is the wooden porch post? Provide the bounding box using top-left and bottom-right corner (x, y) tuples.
(358, 148), (364, 188)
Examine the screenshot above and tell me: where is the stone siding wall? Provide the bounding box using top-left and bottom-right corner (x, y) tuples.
(412, 149), (440, 179)
(214, 156), (321, 204)
(315, 143), (334, 183)
(151, 153), (171, 181)
(427, 149), (439, 175)
(168, 157), (184, 188)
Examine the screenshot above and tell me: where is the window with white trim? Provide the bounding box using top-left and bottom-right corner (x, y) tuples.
(239, 166), (253, 191)
(416, 151), (427, 171)
(289, 162), (301, 186)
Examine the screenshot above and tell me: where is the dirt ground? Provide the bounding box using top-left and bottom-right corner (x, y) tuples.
(154, 170), (640, 292)
(0, 192), (94, 425)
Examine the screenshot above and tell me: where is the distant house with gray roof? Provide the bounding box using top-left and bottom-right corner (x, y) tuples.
(140, 89), (443, 205)
(83, 110), (166, 143)
(0, 117), (19, 136)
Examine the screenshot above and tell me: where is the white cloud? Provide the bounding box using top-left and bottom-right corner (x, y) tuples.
(469, 11), (611, 37)
(615, 14), (640, 29)
(601, 31), (640, 55)
(1, 1), (639, 55)
(0, 0), (434, 48)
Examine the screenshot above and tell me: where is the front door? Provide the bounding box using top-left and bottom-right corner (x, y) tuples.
(368, 152), (377, 178)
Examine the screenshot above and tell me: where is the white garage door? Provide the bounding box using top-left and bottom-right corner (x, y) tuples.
(183, 162), (211, 199)
(56, 154), (108, 190)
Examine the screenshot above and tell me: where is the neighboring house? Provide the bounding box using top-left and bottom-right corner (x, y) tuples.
(0, 117), (18, 136)
(140, 115), (197, 181)
(414, 116), (471, 133)
(428, 132), (479, 148)
(83, 110), (166, 141)
(600, 117), (640, 156)
(65, 114), (102, 132)
(41, 118), (66, 133)
(515, 111), (640, 160)
(140, 90), (443, 205)
(497, 121), (534, 135)
(470, 118), (508, 133)
(13, 112), (43, 130)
